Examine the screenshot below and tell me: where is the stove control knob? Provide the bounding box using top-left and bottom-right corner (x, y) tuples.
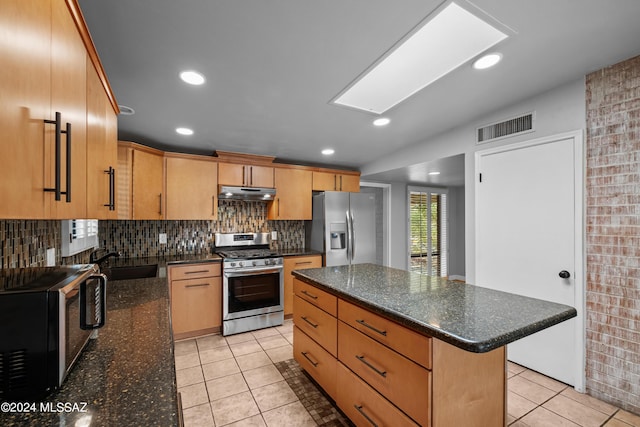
(238, 261), (244, 267)
(230, 262), (236, 267)
(252, 261), (258, 266)
(264, 259), (272, 265)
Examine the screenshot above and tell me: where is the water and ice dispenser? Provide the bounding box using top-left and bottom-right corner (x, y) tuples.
(329, 222), (346, 250)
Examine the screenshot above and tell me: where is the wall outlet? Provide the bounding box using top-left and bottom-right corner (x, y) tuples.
(46, 248), (56, 266)
(159, 233), (167, 244)
(271, 231), (277, 241)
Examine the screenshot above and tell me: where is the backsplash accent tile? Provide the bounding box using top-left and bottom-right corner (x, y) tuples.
(1, 201), (305, 267)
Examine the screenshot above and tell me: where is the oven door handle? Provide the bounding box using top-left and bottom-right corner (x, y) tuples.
(80, 273), (107, 330)
(224, 266), (283, 277)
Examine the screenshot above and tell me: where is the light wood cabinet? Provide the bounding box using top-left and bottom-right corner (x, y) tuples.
(117, 142), (164, 219)
(292, 277), (507, 427)
(218, 163), (274, 188)
(268, 168), (312, 220)
(169, 262), (222, 339)
(0, 0), (89, 219)
(283, 255), (322, 317)
(165, 155), (218, 220)
(312, 171), (360, 192)
(86, 58), (118, 219)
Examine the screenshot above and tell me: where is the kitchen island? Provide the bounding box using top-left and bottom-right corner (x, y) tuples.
(291, 263), (577, 427)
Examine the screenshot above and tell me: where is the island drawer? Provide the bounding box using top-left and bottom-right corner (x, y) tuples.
(293, 295), (337, 356)
(293, 278), (337, 316)
(169, 262), (221, 281)
(338, 299), (432, 369)
(338, 321), (431, 427)
(294, 326), (337, 398)
(336, 362), (420, 427)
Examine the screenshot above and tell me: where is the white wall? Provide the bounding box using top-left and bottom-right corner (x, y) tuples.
(447, 185), (465, 279)
(362, 78), (586, 281)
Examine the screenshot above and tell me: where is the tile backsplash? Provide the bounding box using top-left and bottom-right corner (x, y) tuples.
(0, 201), (305, 268)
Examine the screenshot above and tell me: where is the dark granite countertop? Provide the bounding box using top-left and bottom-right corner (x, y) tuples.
(292, 264), (577, 353)
(1, 277), (179, 427)
(278, 248), (322, 257)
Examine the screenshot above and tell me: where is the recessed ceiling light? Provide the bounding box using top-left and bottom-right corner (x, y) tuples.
(179, 70), (205, 85)
(322, 148), (335, 155)
(118, 105), (135, 115)
(428, 171), (441, 175)
(473, 53), (502, 70)
(333, 2), (508, 114)
(176, 127), (194, 136)
(373, 117), (391, 127)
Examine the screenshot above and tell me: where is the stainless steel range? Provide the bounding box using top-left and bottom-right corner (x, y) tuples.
(215, 233), (284, 336)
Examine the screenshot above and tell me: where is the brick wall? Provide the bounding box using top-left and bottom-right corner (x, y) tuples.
(585, 54), (640, 414)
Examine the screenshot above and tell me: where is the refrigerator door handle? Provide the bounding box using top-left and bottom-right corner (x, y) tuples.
(346, 210), (352, 261)
(350, 211), (356, 261)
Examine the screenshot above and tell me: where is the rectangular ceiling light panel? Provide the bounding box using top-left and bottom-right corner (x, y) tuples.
(333, 2), (508, 114)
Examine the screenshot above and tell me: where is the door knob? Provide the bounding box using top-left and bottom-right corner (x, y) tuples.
(559, 270), (571, 279)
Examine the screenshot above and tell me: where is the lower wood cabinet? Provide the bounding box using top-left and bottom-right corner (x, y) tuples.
(169, 262), (222, 339)
(292, 277), (507, 427)
(283, 255), (322, 317)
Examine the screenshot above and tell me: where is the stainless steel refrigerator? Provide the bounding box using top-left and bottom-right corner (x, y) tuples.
(308, 192), (376, 266)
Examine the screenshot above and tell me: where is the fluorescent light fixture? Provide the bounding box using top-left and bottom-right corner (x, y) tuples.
(322, 148), (335, 155)
(176, 127), (194, 135)
(373, 117), (391, 126)
(179, 70), (205, 85)
(333, 2), (508, 114)
(473, 53), (502, 69)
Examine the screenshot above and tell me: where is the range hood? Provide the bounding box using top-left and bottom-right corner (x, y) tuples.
(219, 186), (276, 201)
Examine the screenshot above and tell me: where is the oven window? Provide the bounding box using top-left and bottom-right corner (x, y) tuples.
(65, 287), (91, 370)
(227, 273), (280, 313)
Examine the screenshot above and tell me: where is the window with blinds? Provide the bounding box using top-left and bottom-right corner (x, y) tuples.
(61, 219), (99, 257)
(409, 188), (447, 277)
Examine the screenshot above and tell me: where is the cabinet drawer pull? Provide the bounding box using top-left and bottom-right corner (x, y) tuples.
(184, 270), (210, 274)
(301, 289), (318, 299)
(295, 261), (313, 266)
(356, 319), (387, 336)
(301, 351), (318, 367)
(185, 283), (210, 288)
(355, 355), (387, 378)
(354, 405), (379, 427)
(301, 316), (318, 328)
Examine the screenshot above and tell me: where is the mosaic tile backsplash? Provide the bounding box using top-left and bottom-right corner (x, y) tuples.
(0, 201), (305, 268)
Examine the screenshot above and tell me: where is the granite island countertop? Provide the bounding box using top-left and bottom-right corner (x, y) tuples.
(1, 276), (179, 427)
(292, 263), (577, 353)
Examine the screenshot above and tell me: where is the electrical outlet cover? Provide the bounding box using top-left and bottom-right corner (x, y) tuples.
(271, 231), (277, 240)
(159, 233), (167, 244)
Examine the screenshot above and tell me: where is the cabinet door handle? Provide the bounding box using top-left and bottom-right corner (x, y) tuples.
(212, 195), (216, 216)
(354, 405), (379, 427)
(44, 112), (71, 202)
(242, 165), (246, 186)
(356, 319), (387, 337)
(340, 175), (343, 191)
(295, 261), (313, 266)
(301, 289), (318, 300)
(301, 351), (318, 367)
(185, 283), (210, 288)
(355, 355), (387, 378)
(301, 316), (318, 328)
(249, 166), (253, 186)
(104, 166), (116, 210)
(159, 193), (162, 215)
(334, 174), (337, 191)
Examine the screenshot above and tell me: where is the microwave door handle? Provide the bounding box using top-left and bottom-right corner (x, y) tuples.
(80, 274), (107, 330)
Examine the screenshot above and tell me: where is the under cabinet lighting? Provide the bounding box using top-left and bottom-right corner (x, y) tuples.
(176, 127), (194, 136)
(332, 2), (508, 114)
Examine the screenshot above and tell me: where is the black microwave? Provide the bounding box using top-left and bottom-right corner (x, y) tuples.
(0, 265), (107, 400)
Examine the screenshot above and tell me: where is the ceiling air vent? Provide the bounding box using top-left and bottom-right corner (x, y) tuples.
(476, 112), (535, 144)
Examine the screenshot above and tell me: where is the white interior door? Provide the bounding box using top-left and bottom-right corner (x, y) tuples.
(476, 132), (583, 388)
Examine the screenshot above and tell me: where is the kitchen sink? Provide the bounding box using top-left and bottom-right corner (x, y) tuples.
(106, 264), (158, 281)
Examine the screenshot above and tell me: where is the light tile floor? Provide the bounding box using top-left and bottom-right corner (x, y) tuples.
(175, 319), (640, 427)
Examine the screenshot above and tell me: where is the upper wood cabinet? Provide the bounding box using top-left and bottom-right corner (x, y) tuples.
(218, 163), (274, 188)
(117, 142), (164, 219)
(86, 59), (118, 219)
(312, 171), (360, 192)
(165, 154), (218, 220)
(268, 168), (312, 220)
(0, 0), (90, 219)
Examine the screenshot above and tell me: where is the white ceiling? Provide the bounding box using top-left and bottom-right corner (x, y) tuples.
(79, 0), (640, 185)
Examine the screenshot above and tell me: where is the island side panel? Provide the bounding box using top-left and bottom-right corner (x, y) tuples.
(432, 339), (506, 427)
